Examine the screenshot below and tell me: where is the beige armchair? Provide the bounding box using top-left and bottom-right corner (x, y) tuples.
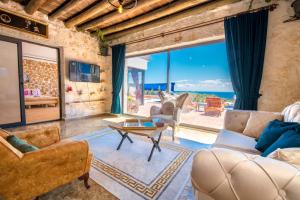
(150, 92), (189, 140)
(191, 102), (300, 200)
(0, 127), (92, 200)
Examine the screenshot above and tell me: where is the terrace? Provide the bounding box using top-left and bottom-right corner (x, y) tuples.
(127, 93), (233, 130)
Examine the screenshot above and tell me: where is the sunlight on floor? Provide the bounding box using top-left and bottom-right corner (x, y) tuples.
(176, 127), (217, 144)
(100, 115), (133, 123)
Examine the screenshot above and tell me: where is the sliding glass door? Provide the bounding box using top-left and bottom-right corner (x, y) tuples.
(124, 53), (168, 116)
(0, 39), (24, 127)
(124, 41), (234, 129)
(169, 43), (234, 129)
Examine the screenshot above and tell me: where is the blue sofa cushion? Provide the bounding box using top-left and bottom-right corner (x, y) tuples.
(255, 120), (299, 152)
(261, 128), (300, 157)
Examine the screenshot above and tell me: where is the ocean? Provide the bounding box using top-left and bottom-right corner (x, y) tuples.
(174, 91), (235, 100)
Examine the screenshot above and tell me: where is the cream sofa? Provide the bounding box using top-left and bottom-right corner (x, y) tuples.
(191, 102), (300, 200)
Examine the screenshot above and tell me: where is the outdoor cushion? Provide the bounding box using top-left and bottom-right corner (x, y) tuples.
(6, 135), (39, 153)
(262, 129), (300, 157)
(213, 129), (260, 154)
(243, 111), (283, 138)
(255, 120), (300, 152)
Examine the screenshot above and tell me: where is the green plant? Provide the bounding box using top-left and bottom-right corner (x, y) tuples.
(95, 29), (109, 56)
(95, 29), (108, 46)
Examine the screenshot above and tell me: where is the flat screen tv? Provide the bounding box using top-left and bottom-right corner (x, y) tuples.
(69, 61), (100, 83)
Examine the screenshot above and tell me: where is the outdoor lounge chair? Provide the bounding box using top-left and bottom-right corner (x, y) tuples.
(204, 97), (224, 116)
(150, 92), (189, 141)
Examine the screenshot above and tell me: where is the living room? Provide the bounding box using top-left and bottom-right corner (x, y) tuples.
(0, 0), (299, 200)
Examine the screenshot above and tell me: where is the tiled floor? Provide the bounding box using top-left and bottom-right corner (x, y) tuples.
(7, 114), (217, 146)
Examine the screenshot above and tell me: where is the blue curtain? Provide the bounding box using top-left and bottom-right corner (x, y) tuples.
(225, 10), (269, 110)
(111, 44), (126, 114)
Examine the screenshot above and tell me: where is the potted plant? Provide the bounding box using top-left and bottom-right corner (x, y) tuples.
(95, 29), (109, 56)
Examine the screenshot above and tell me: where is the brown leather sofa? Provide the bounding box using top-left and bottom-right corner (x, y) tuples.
(191, 102), (300, 200)
(0, 126), (93, 200)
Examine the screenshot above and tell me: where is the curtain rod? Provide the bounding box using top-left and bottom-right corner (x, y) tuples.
(118, 3), (278, 46)
(225, 3), (278, 19)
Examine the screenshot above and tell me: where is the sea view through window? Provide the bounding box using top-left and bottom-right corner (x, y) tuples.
(124, 41), (234, 129)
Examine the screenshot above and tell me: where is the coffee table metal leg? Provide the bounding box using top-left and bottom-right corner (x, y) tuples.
(117, 130), (133, 143)
(148, 131), (163, 162)
(148, 144), (156, 162)
(126, 134), (134, 143)
(116, 131), (133, 150)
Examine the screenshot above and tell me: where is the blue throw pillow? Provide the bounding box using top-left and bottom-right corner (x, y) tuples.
(255, 120), (299, 152)
(261, 128), (300, 157)
(6, 135), (39, 153)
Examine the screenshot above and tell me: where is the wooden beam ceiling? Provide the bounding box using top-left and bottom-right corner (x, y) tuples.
(0, 0), (9, 3)
(25, 0), (48, 14)
(48, 0), (83, 20)
(10, 0), (243, 41)
(106, 0), (241, 40)
(64, 0), (119, 28)
(102, 0), (212, 35)
(79, 0), (175, 31)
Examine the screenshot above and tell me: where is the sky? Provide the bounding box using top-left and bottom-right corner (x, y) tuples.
(144, 41), (233, 92)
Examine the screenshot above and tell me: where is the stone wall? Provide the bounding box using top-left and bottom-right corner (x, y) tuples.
(112, 0), (300, 112)
(0, 1), (112, 119)
(23, 58), (59, 97)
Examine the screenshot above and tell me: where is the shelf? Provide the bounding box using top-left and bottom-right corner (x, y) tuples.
(66, 99), (106, 104)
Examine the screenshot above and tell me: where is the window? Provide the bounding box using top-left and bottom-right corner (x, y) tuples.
(124, 41), (234, 129)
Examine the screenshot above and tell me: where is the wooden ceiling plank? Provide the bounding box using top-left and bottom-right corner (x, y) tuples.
(79, 0), (175, 31)
(102, 0), (212, 35)
(25, 0), (48, 14)
(49, 0), (83, 20)
(106, 0), (241, 41)
(64, 0), (119, 28)
(0, 0), (9, 3)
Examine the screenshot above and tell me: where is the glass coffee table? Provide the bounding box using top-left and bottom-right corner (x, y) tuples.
(109, 122), (168, 162)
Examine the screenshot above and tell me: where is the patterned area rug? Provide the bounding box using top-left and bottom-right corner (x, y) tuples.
(73, 128), (205, 200)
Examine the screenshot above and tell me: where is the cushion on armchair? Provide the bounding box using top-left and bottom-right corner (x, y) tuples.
(6, 135), (39, 153)
(255, 120), (300, 152)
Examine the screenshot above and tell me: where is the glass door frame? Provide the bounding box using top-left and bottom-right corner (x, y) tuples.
(123, 51), (169, 116)
(0, 34), (63, 127)
(0, 35), (25, 128)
